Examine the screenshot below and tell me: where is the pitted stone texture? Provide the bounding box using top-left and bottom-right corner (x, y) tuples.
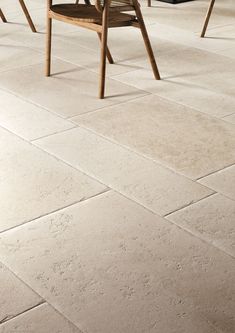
(0, 192), (234, 333)
(0, 127), (106, 232)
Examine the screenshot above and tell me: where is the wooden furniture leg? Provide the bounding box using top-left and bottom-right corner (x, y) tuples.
(19, 0), (37, 32)
(147, 0), (151, 7)
(134, 1), (160, 79)
(45, 13), (52, 76)
(0, 8), (7, 22)
(99, 1), (109, 99)
(97, 32), (114, 64)
(201, 0), (215, 38)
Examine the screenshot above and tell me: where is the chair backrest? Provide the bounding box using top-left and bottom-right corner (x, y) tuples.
(95, 0), (136, 12)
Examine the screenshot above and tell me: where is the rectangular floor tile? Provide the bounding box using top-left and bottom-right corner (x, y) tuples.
(0, 127), (106, 232)
(73, 94), (235, 179)
(35, 126), (213, 216)
(198, 165), (235, 200)
(0, 191), (234, 333)
(0, 89), (74, 141)
(0, 263), (42, 324)
(0, 60), (147, 118)
(167, 193), (235, 257)
(0, 303), (82, 333)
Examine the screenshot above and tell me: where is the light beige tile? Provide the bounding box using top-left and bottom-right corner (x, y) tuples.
(35, 126), (213, 216)
(73, 94), (235, 179)
(0, 191), (234, 333)
(223, 113), (235, 125)
(113, 69), (235, 118)
(0, 127), (106, 232)
(0, 303), (82, 333)
(198, 165), (235, 199)
(0, 60), (147, 118)
(0, 89), (75, 141)
(0, 38), (43, 73)
(0, 263), (42, 324)
(167, 193), (235, 257)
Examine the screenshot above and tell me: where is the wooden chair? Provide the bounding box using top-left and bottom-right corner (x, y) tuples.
(46, 0), (160, 98)
(0, 0), (36, 32)
(201, 0), (215, 37)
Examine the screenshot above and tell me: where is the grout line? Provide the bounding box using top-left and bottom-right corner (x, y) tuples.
(163, 191), (217, 217)
(0, 300), (46, 325)
(30, 124), (78, 142)
(0, 187), (110, 236)
(196, 162), (235, 181)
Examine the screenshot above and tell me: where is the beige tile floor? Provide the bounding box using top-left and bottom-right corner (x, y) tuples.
(0, 0), (235, 332)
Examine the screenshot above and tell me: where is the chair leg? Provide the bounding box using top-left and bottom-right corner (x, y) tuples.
(134, 2), (160, 80)
(46, 17), (52, 77)
(97, 33), (114, 64)
(18, 0), (36, 32)
(0, 8), (7, 22)
(147, 0), (151, 7)
(99, 3), (109, 99)
(201, 0), (215, 38)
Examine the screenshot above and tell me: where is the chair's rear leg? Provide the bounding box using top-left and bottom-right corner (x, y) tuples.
(147, 0), (151, 7)
(46, 16), (52, 76)
(0, 8), (7, 22)
(99, 3), (109, 99)
(97, 33), (114, 64)
(201, 0), (215, 38)
(134, 2), (160, 80)
(19, 0), (36, 32)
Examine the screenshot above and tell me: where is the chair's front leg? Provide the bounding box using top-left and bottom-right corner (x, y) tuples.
(201, 0), (215, 38)
(99, 1), (110, 99)
(0, 8), (7, 22)
(18, 0), (36, 32)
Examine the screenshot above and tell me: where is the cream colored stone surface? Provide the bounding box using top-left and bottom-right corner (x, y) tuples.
(0, 89), (75, 140)
(0, 60), (147, 118)
(167, 193), (235, 257)
(1, 192), (234, 333)
(0, 127), (106, 232)
(35, 126), (213, 216)
(223, 113), (235, 125)
(198, 165), (235, 200)
(73, 94), (235, 179)
(0, 263), (42, 324)
(0, 303), (82, 333)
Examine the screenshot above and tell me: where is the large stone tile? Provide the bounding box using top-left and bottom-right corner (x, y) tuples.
(0, 89), (75, 141)
(0, 191), (234, 333)
(0, 303), (82, 333)
(0, 60), (147, 118)
(198, 165), (235, 199)
(0, 127), (106, 232)
(0, 37), (43, 73)
(35, 127), (213, 216)
(73, 94), (235, 179)
(113, 68), (235, 118)
(167, 193), (235, 258)
(0, 263), (42, 324)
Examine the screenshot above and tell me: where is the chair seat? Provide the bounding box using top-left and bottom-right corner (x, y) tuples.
(50, 4), (135, 24)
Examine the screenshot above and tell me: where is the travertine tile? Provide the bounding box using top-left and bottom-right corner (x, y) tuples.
(35, 126), (213, 216)
(0, 60), (147, 118)
(0, 191), (234, 333)
(198, 165), (235, 199)
(0, 89), (75, 141)
(73, 94), (235, 179)
(0, 303), (82, 333)
(167, 193), (235, 257)
(0, 127), (106, 232)
(0, 263), (42, 324)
